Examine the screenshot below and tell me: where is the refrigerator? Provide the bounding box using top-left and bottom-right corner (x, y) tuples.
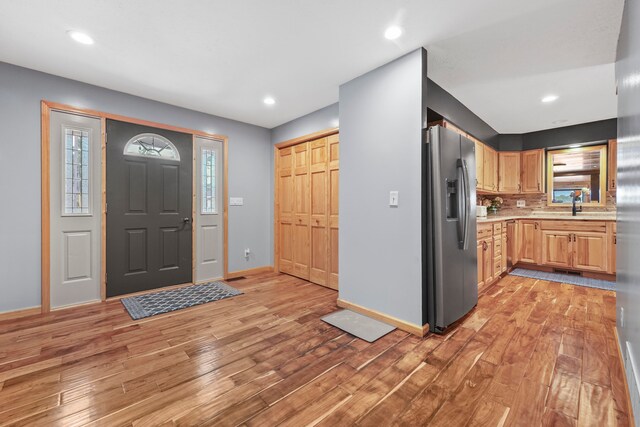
(425, 125), (478, 333)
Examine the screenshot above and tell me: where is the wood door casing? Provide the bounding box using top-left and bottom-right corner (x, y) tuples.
(498, 152), (521, 193)
(328, 134), (339, 289)
(573, 232), (608, 272)
(541, 231), (573, 268)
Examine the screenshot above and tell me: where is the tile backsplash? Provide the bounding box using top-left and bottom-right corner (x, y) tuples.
(477, 192), (616, 215)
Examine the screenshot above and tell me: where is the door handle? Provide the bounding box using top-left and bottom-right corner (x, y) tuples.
(182, 217), (192, 224)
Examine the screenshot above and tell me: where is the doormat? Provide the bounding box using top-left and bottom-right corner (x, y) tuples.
(322, 309), (396, 342)
(121, 281), (242, 320)
(510, 268), (615, 291)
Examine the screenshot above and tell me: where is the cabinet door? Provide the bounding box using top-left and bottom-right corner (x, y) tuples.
(574, 232), (607, 272)
(520, 221), (541, 264)
(501, 232), (507, 273)
(483, 145), (498, 192)
(608, 223), (616, 274)
(277, 147), (294, 274)
(541, 231), (573, 268)
(608, 139), (617, 191)
(521, 149), (544, 193)
(498, 152), (521, 193)
(483, 238), (493, 285)
(328, 134), (339, 289)
(475, 140), (484, 190)
(477, 241), (484, 289)
(292, 143), (310, 279)
(309, 138), (328, 285)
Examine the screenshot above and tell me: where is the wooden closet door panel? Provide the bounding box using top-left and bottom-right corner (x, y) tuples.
(278, 148), (294, 274)
(293, 143), (310, 279)
(328, 135), (339, 289)
(310, 138), (328, 285)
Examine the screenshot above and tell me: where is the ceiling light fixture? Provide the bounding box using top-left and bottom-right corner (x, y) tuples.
(263, 97), (276, 105)
(569, 144), (581, 148)
(67, 30), (94, 45)
(384, 25), (403, 40)
(541, 94), (559, 103)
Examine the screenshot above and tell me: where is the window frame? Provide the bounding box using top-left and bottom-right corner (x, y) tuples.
(123, 132), (181, 161)
(546, 144), (608, 207)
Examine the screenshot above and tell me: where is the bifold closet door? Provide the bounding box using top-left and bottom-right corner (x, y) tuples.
(292, 143), (310, 279)
(277, 147), (294, 275)
(310, 138), (328, 285)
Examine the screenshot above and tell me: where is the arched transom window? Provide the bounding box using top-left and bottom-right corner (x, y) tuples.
(123, 133), (181, 161)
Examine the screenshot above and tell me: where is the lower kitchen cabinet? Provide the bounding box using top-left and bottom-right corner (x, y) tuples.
(519, 220), (541, 264)
(573, 232), (608, 272)
(477, 222), (505, 291)
(541, 231), (573, 268)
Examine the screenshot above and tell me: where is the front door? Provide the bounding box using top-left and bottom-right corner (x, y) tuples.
(106, 120), (193, 297)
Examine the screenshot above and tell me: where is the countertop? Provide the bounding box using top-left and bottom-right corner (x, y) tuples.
(477, 213), (616, 223)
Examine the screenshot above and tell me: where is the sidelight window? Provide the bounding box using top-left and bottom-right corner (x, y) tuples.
(201, 148), (216, 214)
(64, 128), (91, 215)
(123, 133), (180, 161)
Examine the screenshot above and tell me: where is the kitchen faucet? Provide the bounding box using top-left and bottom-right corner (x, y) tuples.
(571, 192), (582, 216)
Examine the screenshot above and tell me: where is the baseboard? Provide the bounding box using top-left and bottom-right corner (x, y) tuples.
(226, 266), (274, 279)
(336, 298), (428, 337)
(0, 306), (41, 321)
(615, 327), (638, 427)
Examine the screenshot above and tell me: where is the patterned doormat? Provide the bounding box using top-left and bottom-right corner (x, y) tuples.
(121, 281), (242, 320)
(510, 268), (615, 291)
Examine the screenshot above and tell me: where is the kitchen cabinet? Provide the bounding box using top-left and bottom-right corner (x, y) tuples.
(475, 140), (484, 190)
(481, 237), (493, 288)
(573, 232), (608, 272)
(521, 149), (545, 193)
(477, 222), (507, 291)
(498, 152), (521, 193)
(477, 240), (484, 289)
(541, 231), (573, 268)
(519, 220), (542, 264)
(609, 139), (617, 191)
(608, 222), (617, 274)
(483, 145), (498, 192)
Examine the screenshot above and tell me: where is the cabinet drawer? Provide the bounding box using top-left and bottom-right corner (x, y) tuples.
(478, 224), (493, 240)
(494, 259), (502, 276)
(493, 237), (502, 256)
(541, 220), (607, 233)
(493, 223), (502, 235)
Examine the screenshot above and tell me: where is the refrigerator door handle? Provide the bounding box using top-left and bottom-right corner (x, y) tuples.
(461, 158), (471, 250)
(456, 159), (466, 249)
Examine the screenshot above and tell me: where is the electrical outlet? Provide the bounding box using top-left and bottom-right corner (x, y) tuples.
(516, 200), (526, 208)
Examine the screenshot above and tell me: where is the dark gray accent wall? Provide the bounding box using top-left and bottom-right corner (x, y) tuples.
(427, 79), (500, 149)
(498, 134), (525, 151)
(517, 119), (617, 150)
(0, 62), (272, 313)
(339, 48), (426, 327)
(615, 0), (640, 404)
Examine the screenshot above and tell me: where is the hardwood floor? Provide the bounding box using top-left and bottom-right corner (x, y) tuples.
(0, 272), (631, 426)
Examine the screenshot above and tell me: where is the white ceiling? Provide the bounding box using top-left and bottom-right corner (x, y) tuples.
(0, 0), (624, 132)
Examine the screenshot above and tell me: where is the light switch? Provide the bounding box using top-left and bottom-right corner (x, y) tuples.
(516, 199), (526, 208)
(389, 191), (399, 207)
(230, 197), (244, 206)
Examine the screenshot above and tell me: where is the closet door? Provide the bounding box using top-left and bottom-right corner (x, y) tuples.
(328, 135), (339, 289)
(292, 143), (310, 279)
(310, 138), (328, 285)
(277, 147), (294, 274)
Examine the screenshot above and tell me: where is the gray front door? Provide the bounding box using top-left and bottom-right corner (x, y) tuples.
(106, 120), (193, 297)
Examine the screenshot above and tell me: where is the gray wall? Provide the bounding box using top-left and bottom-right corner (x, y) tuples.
(339, 48), (426, 327)
(616, 0), (640, 406)
(516, 119), (617, 150)
(0, 62), (272, 313)
(427, 79), (500, 149)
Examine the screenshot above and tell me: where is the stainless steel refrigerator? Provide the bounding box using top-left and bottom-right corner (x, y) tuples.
(425, 125), (478, 333)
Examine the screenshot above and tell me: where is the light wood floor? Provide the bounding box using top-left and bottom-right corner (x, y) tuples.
(0, 272), (631, 426)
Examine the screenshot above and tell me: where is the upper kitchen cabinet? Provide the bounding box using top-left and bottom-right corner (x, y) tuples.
(498, 152), (521, 193)
(521, 149), (545, 193)
(608, 139), (617, 191)
(475, 140), (484, 190)
(483, 145), (498, 193)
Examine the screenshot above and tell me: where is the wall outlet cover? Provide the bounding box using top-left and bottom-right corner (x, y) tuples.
(230, 197), (244, 206)
(516, 200), (526, 208)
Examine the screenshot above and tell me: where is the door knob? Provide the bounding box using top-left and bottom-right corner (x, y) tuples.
(182, 217), (191, 223)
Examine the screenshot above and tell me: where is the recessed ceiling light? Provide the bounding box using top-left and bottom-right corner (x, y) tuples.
(67, 30), (94, 45)
(541, 95), (559, 103)
(569, 144), (581, 148)
(384, 25), (403, 40)
(263, 97), (276, 105)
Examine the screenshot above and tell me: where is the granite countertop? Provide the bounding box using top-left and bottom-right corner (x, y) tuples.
(477, 212), (617, 223)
